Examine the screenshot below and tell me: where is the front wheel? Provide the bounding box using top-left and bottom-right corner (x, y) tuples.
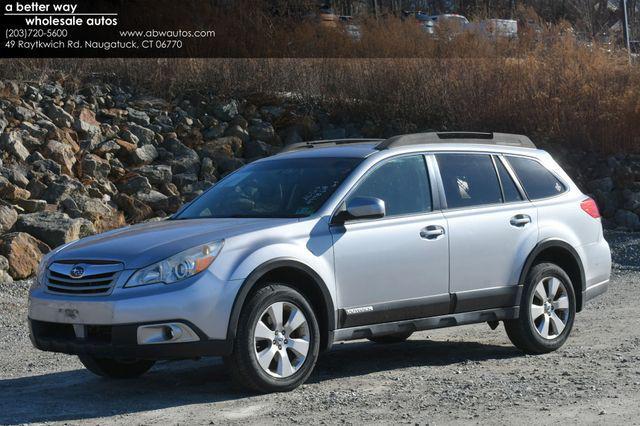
(224, 284), (320, 393)
(78, 354), (155, 379)
(504, 262), (576, 354)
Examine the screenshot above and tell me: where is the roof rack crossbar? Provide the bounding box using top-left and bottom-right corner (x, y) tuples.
(281, 138), (384, 153)
(375, 132), (536, 150)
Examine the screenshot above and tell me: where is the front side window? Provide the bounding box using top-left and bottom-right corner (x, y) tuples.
(175, 157), (362, 219)
(506, 156), (566, 200)
(348, 155), (432, 217)
(436, 153), (503, 209)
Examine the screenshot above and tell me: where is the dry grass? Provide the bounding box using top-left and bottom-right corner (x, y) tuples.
(1, 20), (639, 152)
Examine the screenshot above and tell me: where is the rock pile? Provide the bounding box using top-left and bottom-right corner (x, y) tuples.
(551, 148), (640, 231)
(0, 79), (369, 279)
(0, 78), (638, 280)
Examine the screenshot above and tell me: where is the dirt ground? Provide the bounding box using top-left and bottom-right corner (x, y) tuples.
(1, 231), (639, 425)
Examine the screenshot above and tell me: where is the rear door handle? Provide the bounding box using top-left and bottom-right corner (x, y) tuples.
(420, 225), (445, 240)
(510, 214), (532, 227)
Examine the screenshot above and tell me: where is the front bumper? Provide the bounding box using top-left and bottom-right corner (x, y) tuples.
(29, 318), (232, 360)
(29, 269), (243, 340)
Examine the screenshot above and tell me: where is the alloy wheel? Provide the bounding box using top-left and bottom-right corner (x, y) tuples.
(530, 276), (570, 339)
(253, 301), (310, 378)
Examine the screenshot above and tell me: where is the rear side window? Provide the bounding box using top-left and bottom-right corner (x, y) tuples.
(436, 153), (502, 209)
(349, 155), (431, 216)
(495, 157), (523, 202)
(506, 156), (566, 200)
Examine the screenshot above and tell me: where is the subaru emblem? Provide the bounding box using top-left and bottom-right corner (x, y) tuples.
(70, 265), (85, 279)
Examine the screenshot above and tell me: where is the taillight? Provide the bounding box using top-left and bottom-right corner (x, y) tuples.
(580, 198), (601, 219)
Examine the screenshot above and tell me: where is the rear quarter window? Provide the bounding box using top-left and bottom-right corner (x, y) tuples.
(506, 156), (566, 200)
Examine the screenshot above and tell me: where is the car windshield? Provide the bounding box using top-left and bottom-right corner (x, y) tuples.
(174, 157), (363, 219)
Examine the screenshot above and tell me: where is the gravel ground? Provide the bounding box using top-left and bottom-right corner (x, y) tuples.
(1, 231), (639, 425)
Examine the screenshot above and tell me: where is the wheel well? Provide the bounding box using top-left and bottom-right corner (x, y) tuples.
(530, 246), (584, 312)
(246, 266), (333, 352)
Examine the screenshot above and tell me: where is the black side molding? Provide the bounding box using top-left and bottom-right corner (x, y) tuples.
(334, 307), (519, 342)
(454, 286), (522, 313)
(339, 294), (450, 328)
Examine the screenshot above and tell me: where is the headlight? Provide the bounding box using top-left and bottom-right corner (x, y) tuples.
(125, 240), (224, 287)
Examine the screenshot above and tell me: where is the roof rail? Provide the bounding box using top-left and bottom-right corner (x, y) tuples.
(281, 138), (384, 153)
(375, 132), (536, 150)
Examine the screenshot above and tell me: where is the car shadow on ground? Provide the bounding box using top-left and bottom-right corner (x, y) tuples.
(0, 338), (521, 424)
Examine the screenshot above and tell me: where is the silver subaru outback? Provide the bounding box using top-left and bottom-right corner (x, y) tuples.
(28, 132), (611, 392)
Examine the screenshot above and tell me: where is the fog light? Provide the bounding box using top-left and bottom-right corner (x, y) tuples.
(137, 322), (199, 345)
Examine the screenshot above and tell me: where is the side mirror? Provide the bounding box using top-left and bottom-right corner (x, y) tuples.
(345, 197), (386, 220)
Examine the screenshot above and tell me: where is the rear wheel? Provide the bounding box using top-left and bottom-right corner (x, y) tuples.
(504, 262), (576, 354)
(78, 355), (155, 379)
(368, 331), (413, 344)
(224, 284), (320, 393)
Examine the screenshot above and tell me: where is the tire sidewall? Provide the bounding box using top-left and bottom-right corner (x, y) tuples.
(241, 285), (320, 391)
(521, 263), (576, 351)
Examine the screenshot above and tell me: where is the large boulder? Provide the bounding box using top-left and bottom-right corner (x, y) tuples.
(248, 120), (275, 142)
(136, 164), (172, 186)
(12, 105), (36, 121)
(114, 193), (153, 223)
(163, 138), (200, 174)
(74, 107), (102, 138)
(0, 131), (30, 162)
(93, 139), (122, 157)
(0, 205), (18, 233)
(0, 166), (29, 188)
(13, 212), (84, 249)
(117, 174), (152, 195)
(129, 144), (158, 165)
(126, 108), (151, 126)
(0, 176), (31, 201)
(71, 195), (126, 232)
(43, 140), (76, 175)
(202, 121), (228, 140)
(14, 198), (47, 213)
(45, 103), (74, 128)
(80, 154), (111, 180)
(201, 136), (243, 160)
(0, 232), (50, 280)
(39, 174), (85, 204)
(20, 121), (48, 139)
(135, 190), (169, 212)
(127, 122), (156, 145)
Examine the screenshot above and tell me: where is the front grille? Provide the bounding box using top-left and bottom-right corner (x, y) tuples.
(46, 261), (123, 296)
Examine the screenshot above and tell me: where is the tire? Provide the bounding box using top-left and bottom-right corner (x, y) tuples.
(368, 331), (413, 344)
(78, 354), (155, 379)
(224, 284), (320, 393)
(504, 262), (576, 354)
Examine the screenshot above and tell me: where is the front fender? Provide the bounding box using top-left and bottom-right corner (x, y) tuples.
(225, 243), (337, 344)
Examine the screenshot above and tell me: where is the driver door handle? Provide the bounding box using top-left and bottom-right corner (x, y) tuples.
(420, 225), (445, 240)
(510, 214), (532, 227)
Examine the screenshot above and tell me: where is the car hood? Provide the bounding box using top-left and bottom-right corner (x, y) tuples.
(53, 218), (297, 269)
